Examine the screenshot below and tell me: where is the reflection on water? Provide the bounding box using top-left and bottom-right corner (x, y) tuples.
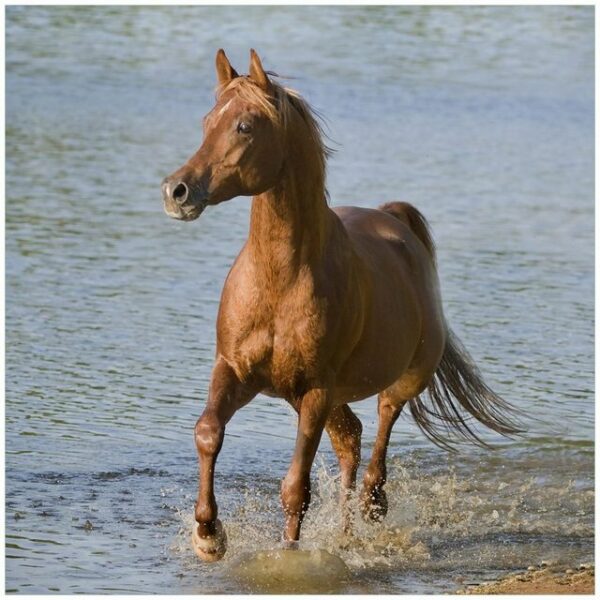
(6, 5), (593, 594)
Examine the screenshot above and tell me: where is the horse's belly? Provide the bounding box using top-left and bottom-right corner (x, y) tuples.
(333, 284), (422, 401)
(334, 341), (414, 403)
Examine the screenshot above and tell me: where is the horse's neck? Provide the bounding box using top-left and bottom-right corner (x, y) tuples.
(248, 178), (331, 287)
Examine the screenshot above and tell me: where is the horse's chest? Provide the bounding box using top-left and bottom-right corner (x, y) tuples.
(232, 292), (328, 393)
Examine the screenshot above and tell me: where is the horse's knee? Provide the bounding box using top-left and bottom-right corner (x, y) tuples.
(281, 471), (311, 518)
(194, 414), (224, 457)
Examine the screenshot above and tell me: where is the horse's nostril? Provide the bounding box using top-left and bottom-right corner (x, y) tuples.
(172, 182), (189, 203)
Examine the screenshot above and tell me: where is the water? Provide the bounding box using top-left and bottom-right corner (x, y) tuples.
(5, 6), (594, 594)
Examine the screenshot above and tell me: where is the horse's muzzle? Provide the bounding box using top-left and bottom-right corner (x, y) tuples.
(161, 177), (207, 221)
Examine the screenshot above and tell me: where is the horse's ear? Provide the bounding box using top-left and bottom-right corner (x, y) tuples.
(248, 49), (273, 94)
(215, 49), (238, 87)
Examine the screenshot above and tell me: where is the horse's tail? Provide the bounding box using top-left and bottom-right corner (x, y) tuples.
(380, 201), (523, 450)
(409, 330), (523, 449)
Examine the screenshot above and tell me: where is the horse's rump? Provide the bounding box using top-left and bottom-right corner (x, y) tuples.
(378, 202), (521, 449)
(378, 201), (436, 262)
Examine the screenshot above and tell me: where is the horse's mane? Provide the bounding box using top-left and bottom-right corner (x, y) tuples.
(218, 75), (332, 200)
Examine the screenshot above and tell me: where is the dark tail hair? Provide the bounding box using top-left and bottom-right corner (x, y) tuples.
(409, 330), (523, 450)
(379, 201), (523, 450)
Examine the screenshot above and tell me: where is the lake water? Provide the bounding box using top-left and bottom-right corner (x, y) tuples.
(5, 5), (594, 594)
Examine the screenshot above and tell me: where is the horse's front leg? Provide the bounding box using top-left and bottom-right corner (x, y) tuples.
(193, 357), (258, 562)
(281, 383), (333, 545)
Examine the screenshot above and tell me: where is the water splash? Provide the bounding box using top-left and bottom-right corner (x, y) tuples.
(170, 447), (593, 592)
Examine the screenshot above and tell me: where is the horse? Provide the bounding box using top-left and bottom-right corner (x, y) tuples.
(161, 49), (520, 562)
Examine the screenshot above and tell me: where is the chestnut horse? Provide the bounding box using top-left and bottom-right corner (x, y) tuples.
(162, 49), (520, 562)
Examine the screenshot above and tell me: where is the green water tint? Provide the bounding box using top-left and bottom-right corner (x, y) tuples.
(230, 549), (351, 593)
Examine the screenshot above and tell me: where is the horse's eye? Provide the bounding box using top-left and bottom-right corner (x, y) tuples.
(237, 121), (251, 134)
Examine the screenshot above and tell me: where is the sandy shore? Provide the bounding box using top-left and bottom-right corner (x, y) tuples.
(456, 563), (594, 595)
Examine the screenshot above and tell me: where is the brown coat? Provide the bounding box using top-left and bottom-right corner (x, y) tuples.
(161, 49), (520, 561)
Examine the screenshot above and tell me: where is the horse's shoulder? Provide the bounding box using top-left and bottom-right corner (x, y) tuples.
(218, 249), (266, 324)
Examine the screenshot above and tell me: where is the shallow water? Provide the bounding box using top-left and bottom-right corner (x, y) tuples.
(5, 5), (594, 594)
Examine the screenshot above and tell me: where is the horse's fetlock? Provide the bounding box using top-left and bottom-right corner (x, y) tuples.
(363, 468), (385, 489)
(195, 499), (217, 527)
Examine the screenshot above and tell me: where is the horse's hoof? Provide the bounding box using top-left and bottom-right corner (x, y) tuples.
(282, 539), (299, 550)
(364, 503), (386, 522)
(360, 488), (388, 522)
(192, 519), (227, 562)
(338, 530), (357, 550)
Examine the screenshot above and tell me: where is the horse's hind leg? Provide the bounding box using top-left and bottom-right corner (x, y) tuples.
(361, 393), (407, 521)
(281, 384), (333, 545)
(326, 404), (362, 532)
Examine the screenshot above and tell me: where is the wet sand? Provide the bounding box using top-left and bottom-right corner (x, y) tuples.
(457, 563), (594, 595)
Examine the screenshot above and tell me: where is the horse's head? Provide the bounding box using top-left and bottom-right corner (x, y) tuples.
(162, 49), (285, 221)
